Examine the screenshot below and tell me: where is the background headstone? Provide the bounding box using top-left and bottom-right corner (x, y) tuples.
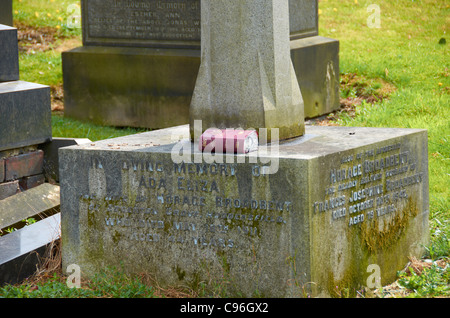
(63, 0), (339, 128)
(0, 81), (52, 152)
(0, 24), (19, 82)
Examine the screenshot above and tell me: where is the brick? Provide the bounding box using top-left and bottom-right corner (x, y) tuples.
(0, 159), (4, 182)
(0, 180), (19, 200)
(19, 174), (45, 191)
(4, 150), (44, 181)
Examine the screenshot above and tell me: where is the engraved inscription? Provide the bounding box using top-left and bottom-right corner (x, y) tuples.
(83, 0), (201, 45)
(316, 142), (424, 228)
(80, 162), (289, 250)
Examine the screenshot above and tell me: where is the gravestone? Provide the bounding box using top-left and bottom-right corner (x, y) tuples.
(0, 0), (13, 27)
(62, 0), (339, 128)
(60, 0), (429, 297)
(0, 24), (52, 200)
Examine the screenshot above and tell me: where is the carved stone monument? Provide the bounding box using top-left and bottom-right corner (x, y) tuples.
(190, 0), (304, 141)
(59, 0), (428, 297)
(62, 0), (339, 128)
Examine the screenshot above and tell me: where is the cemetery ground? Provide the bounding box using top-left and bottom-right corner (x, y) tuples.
(0, 0), (448, 298)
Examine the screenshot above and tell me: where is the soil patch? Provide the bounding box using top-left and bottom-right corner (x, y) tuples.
(311, 73), (397, 126)
(16, 21), (63, 53)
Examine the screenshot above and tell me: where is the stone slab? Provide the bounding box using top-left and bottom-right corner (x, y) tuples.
(81, 0), (318, 48)
(39, 138), (91, 183)
(4, 150), (44, 181)
(291, 36), (340, 119)
(62, 46), (199, 129)
(0, 81), (52, 152)
(59, 124), (429, 297)
(0, 213), (60, 286)
(0, 183), (60, 231)
(0, 24), (19, 82)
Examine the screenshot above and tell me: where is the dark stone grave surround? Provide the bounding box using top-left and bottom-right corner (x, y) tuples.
(63, 0), (339, 128)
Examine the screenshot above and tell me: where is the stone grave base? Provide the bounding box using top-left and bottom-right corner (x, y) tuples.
(62, 40), (340, 130)
(62, 46), (200, 129)
(59, 125), (429, 297)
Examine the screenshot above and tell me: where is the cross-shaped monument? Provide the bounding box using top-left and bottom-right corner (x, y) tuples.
(190, 0), (305, 142)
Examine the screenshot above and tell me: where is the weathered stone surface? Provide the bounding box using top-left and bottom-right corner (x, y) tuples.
(63, 1), (337, 128)
(291, 36), (340, 119)
(190, 0), (304, 141)
(0, 1), (13, 27)
(81, 0), (318, 48)
(0, 24), (19, 82)
(62, 46), (199, 129)
(0, 213), (60, 286)
(0, 183), (60, 231)
(0, 81), (52, 152)
(59, 125), (429, 297)
(19, 174), (45, 191)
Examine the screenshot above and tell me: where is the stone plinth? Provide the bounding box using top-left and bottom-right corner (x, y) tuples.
(59, 125), (429, 297)
(190, 0), (304, 141)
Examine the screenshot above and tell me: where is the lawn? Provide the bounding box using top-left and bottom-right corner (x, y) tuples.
(3, 0), (449, 298)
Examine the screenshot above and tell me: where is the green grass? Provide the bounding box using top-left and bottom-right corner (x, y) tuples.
(51, 114), (150, 141)
(4, 0), (449, 298)
(319, 1), (450, 274)
(0, 265), (156, 298)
